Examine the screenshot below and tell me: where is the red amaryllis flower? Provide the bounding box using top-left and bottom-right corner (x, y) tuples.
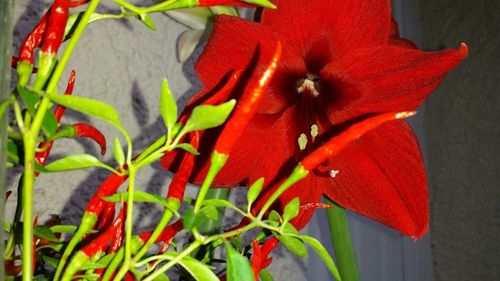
(163, 0), (467, 237)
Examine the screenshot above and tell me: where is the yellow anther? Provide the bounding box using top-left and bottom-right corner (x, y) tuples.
(298, 133), (308, 151)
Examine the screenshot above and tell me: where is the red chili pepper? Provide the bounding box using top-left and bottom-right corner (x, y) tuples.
(85, 173), (128, 216)
(166, 132), (200, 200)
(73, 123), (107, 155)
(301, 112), (416, 171)
(157, 220), (184, 254)
(54, 70), (76, 121)
(17, 13), (48, 65)
(213, 41), (281, 155)
(108, 204), (126, 253)
(35, 71), (76, 172)
(40, 0), (88, 55)
(96, 202), (115, 230)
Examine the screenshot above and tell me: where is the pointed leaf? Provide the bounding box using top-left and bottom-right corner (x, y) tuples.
(17, 86), (57, 137)
(299, 235), (341, 281)
(42, 154), (113, 172)
(160, 79), (177, 135)
(247, 178), (264, 207)
(152, 273), (170, 281)
(200, 205), (219, 220)
(175, 143), (199, 155)
(208, 6), (239, 16)
(225, 242), (255, 281)
(282, 197), (300, 222)
(183, 100), (236, 133)
(275, 234), (308, 258)
(34, 226), (60, 243)
(259, 270), (274, 281)
(161, 252), (219, 281)
(113, 137), (125, 168)
(47, 93), (124, 132)
(139, 14), (156, 30)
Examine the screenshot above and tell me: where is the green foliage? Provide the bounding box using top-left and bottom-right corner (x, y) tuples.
(17, 86), (57, 136)
(225, 242), (255, 281)
(182, 100), (236, 134)
(247, 177), (264, 208)
(160, 79), (177, 136)
(113, 137), (125, 167)
(260, 270), (274, 281)
(162, 252), (219, 281)
(282, 197), (300, 222)
(103, 191), (178, 211)
(299, 235), (341, 281)
(34, 226), (60, 243)
(138, 14), (156, 30)
(174, 143), (199, 155)
(183, 208), (205, 230)
(41, 154), (114, 173)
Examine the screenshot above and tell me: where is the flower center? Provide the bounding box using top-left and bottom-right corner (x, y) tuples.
(297, 73), (320, 97)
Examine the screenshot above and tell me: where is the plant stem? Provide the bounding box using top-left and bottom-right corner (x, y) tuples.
(325, 199), (361, 281)
(0, 0), (13, 276)
(197, 188), (229, 235)
(193, 152), (227, 213)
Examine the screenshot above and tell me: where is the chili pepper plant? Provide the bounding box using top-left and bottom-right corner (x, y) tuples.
(1, 0), (466, 280)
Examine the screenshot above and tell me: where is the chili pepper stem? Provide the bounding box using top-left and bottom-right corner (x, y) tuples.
(113, 166), (136, 281)
(257, 164), (309, 219)
(21, 133), (36, 281)
(325, 199), (361, 281)
(193, 151), (228, 213)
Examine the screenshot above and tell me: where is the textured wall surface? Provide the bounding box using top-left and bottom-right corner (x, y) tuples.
(420, 0), (500, 280)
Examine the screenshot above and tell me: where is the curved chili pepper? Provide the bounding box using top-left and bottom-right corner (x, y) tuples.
(96, 202), (115, 230)
(61, 213), (124, 281)
(157, 220), (184, 254)
(301, 112), (416, 171)
(73, 123), (107, 155)
(213, 41), (281, 155)
(18, 13), (48, 64)
(35, 71), (76, 169)
(166, 132), (200, 200)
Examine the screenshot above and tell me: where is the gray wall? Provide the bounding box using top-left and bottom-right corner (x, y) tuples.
(420, 0), (500, 280)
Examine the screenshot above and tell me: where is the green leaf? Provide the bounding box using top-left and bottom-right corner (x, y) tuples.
(247, 177), (264, 207)
(103, 191), (169, 208)
(182, 99), (236, 133)
(275, 234), (308, 258)
(50, 224), (78, 233)
(17, 86), (57, 137)
(138, 14), (156, 30)
(42, 154), (113, 172)
(260, 270), (274, 281)
(7, 140), (20, 164)
(268, 210), (282, 223)
(225, 242), (255, 281)
(42, 255), (59, 268)
(162, 252), (219, 281)
(229, 235), (243, 252)
(183, 208), (204, 230)
(175, 143), (199, 155)
(299, 235), (341, 281)
(200, 205), (219, 220)
(34, 226), (60, 243)
(160, 79), (177, 135)
(113, 137), (125, 167)
(47, 93), (124, 132)
(282, 197), (300, 222)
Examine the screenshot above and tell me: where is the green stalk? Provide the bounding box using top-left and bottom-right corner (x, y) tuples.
(193, 152), (228, 213)
(325, 199), (361, 281)
(21, 1), (101, 281)
(0, 0), (13, 278)
(197, 188), (229, 235)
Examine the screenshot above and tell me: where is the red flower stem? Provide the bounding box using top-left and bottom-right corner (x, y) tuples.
(325, 198), (361, 281)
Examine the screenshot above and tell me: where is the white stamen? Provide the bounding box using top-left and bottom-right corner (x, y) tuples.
(329, 170), (340, 178)
(298, 133), (308, 151)
(310, 124), (319, 138)
(297, 78), (320, 97)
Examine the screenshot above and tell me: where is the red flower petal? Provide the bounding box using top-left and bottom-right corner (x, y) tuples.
(261, 0), (390, 59)
(323, 120), (428, 237)
(321, 44), (468, 124)
(389, 18), (417, 49)
(194, 16), (292, 111)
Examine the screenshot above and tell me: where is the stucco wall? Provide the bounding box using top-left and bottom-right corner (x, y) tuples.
(420, 0), (500, 280)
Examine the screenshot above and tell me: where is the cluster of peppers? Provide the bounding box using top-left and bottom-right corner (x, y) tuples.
(5, 0), (418, 279)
